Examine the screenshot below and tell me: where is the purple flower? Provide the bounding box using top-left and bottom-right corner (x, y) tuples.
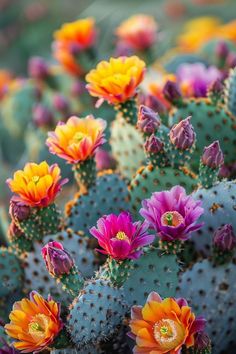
(144, 134), (164, 153)
(213, 224), (236, 252)
(140, 185), (204, 241)
(169, 116), (195, 150)
(177, 63), (221, 97)
(137, 105), (160, 134)
(201, 141), (224, 169)
(89, 211), (154, 261)
(41, 241), (74, 277)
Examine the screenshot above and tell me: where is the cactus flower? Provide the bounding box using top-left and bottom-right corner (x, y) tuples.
(169, 116), (195, 150)
(137, 105), (160, 134)
(201, 141), (224, 169)
(129, 291), (206, 354)
(213, 224), (236, 252)
(6, 162), (67, 208)
(42, 241), (74, 277)
(90, 211), (154, 261)
(115, 15), (158, 51)
(140, 185), (204, 241)
(5, 291), (63, 353)
(86, 56), (146, 105)
(46, 115), (106, 164)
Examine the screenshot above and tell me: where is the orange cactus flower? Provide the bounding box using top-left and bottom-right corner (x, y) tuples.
(115, 15), (158, 51)
(53, 18), (96, 75)
(46, 115), (107, 164)
(219, 20), (236, 42)
(86, 56), (146, 105)
(0, 70), (13, 99)
(129, 292), (206, 354)
(5, 291), (63, 353)
(6, 161), (67, 208)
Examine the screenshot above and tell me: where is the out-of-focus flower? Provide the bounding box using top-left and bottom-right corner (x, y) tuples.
(33, 104), (54, 128)
(144, 134), (164, 154)
(137, 105), (160, 134)
(213, 224), (236, 252)
(28, 57), (49, 80)
(5, 292), (63, 353)
(177, 63), (221, 97)
(201, 141), (224, 169)
(90, 211), (154, 261)
(169, 116), (195, 150)
(52, 94), (70, 114)
(129, 291), (206, 354)
(86, 56), (146, 105)
(95, 148), (117, 171)
(219, 19), (236, 43)
(0, 70), (13, 99)
(226, 52), (236, 68)
(115, 15), (158, 51)
(6, 162), (67, 208)
(53, 18), (96, 75)
(46, 115), (106, 164)
(140, 185), (204, 241)
(42, 241), (74, 277)
(216, 41), (229, 61)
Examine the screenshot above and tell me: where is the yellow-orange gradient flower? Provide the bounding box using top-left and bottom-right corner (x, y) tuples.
(5, 291), (63, 353)
(115, 15), (158, 50)
(6, 161), (67, 208)
(53, 18), (96, 75)
(46, 115), (107, 164)
(129, 292), (206, 354)
(86, 56), (146, 105)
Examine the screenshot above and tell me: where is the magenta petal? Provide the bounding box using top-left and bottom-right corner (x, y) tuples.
(190, 316), (207, 335)
(110, 238), (131, 260)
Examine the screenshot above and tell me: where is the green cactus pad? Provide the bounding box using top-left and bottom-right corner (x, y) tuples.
(115, 99), (138, 125)
(0, 248), (23, 297)
(65, 172), (129, 234)
(110, 117), (145, 179)
(169, 98), (236, 169)
(224, 67), (236, 117)
(191, 180), (236, 256)
(68, 279), (127, 347)
(51, 347), (101, 354)
(123, 247), (179, 306)
(178, 259), (236, 353)
(129, 164), (197, 217)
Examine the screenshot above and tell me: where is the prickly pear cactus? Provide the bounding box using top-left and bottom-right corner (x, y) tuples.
(178, 259), (236, 353)
(191, 180), (236, 255)
(225, 67), (236, 117)
(65, 172), (130, 234)
(0, 248), (23, 297)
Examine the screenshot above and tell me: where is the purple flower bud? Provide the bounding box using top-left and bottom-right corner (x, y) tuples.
(216, 41), (229, 60)
(28, 56), (49, 80)
(209, 78), (224, 95)
(163, 80), (182, 103)
(194, 331), (211, 351)
(53, 94), (70, 113)
(144, 94), (167, 116)
(33, 104), (54, 128)
(95, 148), (117, 171)
(114, 41), (134, 57)
(144, 134), (164, 153)
(71, 80), (86, 97)
(213, 224), (236, 252)
(227, 52), (236, 68)
(169, 116), (195, 150)
(201, 141), (224, 168)
(41, 241), (74, 277)
(8, 221), (23, 238)
(9, 199), (30, 222)
(137, 105), (160, 134)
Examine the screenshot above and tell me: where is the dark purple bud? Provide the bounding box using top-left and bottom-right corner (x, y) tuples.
(53, 94), (70, 113)
(95, 148), (117, 171)
(0, 337), (19, 354)
(209, 78), (224, 95)
(144, 94), (167, 116)
(28, 56), (49, 80)
(8, 221), (23, 238)
(41, 241), (74, 277)
(216, 41), (229, 60)
(169, 116), (195, 150)
(163, 80), (182, 103)
(194, 331), (211, 351)
(227, 52), (236, 69)
(201, 141), (224, 168)
(137, 105), (160, 134)
(144, 134), (164, 153)
(33, 104), (54, 127)
(213, 224), (236, 252)
(9, 199), (30, 222)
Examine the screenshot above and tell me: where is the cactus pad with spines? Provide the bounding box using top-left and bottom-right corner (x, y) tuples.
(0, 248), (23, 297)
(224, 67), (236, 117)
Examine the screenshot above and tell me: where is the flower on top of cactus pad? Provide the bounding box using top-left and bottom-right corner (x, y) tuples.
(46, 115), (106, 164)
(42, 241), (74, 277)
(140, 185), (204, 241)
(129, 291), (206, 354)
(6, 161), (67, 208)
(115, 14), (158, 51)
(89, 211), (154, 261)
(53, 18), (96, 76)
(85, 56), (146, 105)
(5, 291), (63, 353)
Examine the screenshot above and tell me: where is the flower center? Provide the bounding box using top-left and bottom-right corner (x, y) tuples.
(72, 132), (87, 143)
(28, 314), (50, 340)
(153, 319), (185, 351)
(32, 175), (40, 184)
(161, 211), (184, 227)
(116, 231), (128, 240)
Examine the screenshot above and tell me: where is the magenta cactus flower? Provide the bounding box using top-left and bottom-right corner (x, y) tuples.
(89, 211), (154, 260)
(140, 185), (204, 241)
(169, 116), (195, 150)
(201, 141), (224, 169)
(41, 241), (74, 277)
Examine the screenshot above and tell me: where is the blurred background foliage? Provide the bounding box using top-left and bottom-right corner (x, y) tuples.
(1, 0), (236, 74)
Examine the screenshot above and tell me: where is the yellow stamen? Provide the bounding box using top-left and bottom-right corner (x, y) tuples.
(32, 176), (40, 184)
(116, 231), (128, 240)
(161, 211), (184, 227)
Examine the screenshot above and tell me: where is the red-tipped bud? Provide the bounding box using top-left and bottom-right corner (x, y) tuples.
(41, 241), (74, 277)
(33, 104), (54, 128)
(201, 141), (224, 169)
(213, 224), (236, 252)
(163, 80), (182, 103)
(9, 199), (30, 222)
(169, 116), (195, 150)
(137, 105), (160, 134)
(144, 134), (164, 153)
(28, 56), (49, 80)
(216, 41), (229, 60)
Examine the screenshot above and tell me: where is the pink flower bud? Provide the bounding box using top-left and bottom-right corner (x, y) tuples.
(169, 116), (195, 150)
(137, 105), (160, 134)
(95, 148), (117, 171)
(227, 52), (236, 68)
(216, 41), (229, 60)
(28, 56), (49, 80)
(163, 80), (182, 103)
(53, 94), (70, 113)
(201, 141), (224, 168)
(144, 134), (164, 153)
(9, 199), (30, 222)
(33, 104), (54, 128)
(213, 224), (236, 252)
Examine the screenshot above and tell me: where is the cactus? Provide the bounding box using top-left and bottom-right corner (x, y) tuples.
(0, 248), (23, 297)
(224, 67), (236, 117)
